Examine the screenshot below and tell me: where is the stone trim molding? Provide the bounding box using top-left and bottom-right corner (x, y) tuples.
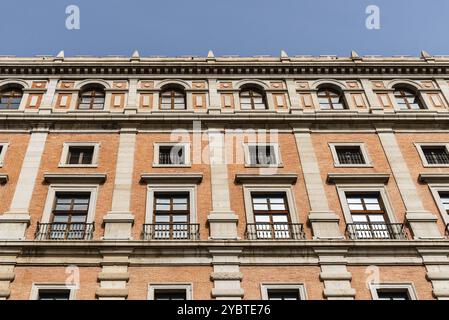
(327, 173), (390, 184)
(234, 173), (298, 184)
(140, 173), (203, 184)
(43, 173), (107, 184)
(95, 288), (129, 298)
(419, 173), (449, 183)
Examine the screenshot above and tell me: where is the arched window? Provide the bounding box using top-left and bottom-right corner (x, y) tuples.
(0, 85), (23, 110)
(317, 87), (346, 110)
(78, 85), (105, 110)
(160, 85), (186, 110)
(393, 87), (424, 110)
(239, 86), (267, 110)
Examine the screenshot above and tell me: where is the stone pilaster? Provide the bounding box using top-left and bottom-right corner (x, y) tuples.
(0, 250), (19, 300)
(316, 248), (356, 300)
(40, 78), (58, 110)
(96, 250), (131, 300)
(360, 79), (383, 114)
(419, 248), (449, 300)
(125, 79), (138, 114)
(103, 128), (137, 240)
(293, 126), (342, 239)
(207, 79), (221, 114)
(210, 249), (244, 300)
(376, 125), (442, 239)
(207, 128), (238, 240)
(0, 127), (48, 240)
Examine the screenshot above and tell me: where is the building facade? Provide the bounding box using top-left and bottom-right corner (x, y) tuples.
(0, 51), (449, 300)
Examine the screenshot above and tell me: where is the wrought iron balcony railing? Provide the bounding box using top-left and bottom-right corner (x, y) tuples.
(245, 223), (306, 240)
(346, 222), (408, 240)
(35, 222), (95, 240)
(142, 223), (200, 240)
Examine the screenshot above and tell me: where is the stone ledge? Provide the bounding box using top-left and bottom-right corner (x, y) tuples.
(211, 288), (244, 298)
(432, 288), (449, 298)
(426, 272), (449, 281)
(320, 272), (352, 281)
(0, 289), (11, 298)
(95, 288), (129, 298)
(140, 173), (203, 184)
(0, 272), (15, 281)
(235, 173), (297, 184)
(43, 173), (107, 184)
(103, 212), (135, 223)
(323, 288), (356, 298)
(211, 272), (243, 281)
(419, 173), (449, 184)
(327, 173), (390, 184)
(97, 272), (130, 281)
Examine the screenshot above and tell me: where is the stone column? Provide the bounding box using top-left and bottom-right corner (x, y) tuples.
(96, 250), (131, 300)
(316, 249), (356, 300)
(210, 249), (244, 300)
(293, 126), (342, 239)
(103, 128), (137, 240)
(376, 125), (441, 238)
(0, 127), (48, 240)
(207, 128), (238, 240)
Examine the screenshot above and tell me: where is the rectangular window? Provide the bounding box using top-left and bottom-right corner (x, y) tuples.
(38, 289), (71, 300)
(153, 289), (187, 300)
(335, 146), (366, 165)
(439, 192), (449, 215)
(67, 146), (95, 165)
(153, 193), (190, 239)
(376, 289), (410, 300)
(346, 193), (390, 239)
(267, 289), (300, 300)
(422, 146), (449, 165)
(251, 193), (291, 239)
(158, 145), (185, 165)
(248, 145), (277, 166)
(49, 193), (90, 240)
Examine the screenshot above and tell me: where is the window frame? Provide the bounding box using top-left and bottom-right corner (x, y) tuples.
(77, 86), (106, 111)
(30, 283), (77, 300)
(243, 143), (283, 168)
(243, 185), (299, 225)
(239, 87), (267, 110)
(148, 283), (193, 300)
(369, 283), (418, 300)
(159, 87), (187, 110)
(153, 142), (191, 167)
(415, 143), (449, 167)
(0, 86), (24, 110)
(429, 184), (449, 226)
(260, 283), (307, 300)
(0, 142), (9, 167)
(329, 142), (372, 167)
(393, 87), (425, 111)
(145, 185), (197, 225)
(316, 87), (347, 110)
(336, 185), (398, 225)
(59, 142), (100, 168)
(41, 185), (99, 225)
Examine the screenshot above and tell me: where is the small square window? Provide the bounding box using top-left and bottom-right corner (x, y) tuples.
(261, 284), (306, 300)
(67, 146), (94, 165)
(267, 289), (300, 300)
(370, 284), (417, 300)
(335, 146), (366, 165)
(159, 146), (185, 165)
(422, 146), (449, 165)
(247, 144), (279, 166)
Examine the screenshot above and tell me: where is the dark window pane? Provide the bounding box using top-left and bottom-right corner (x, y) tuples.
(422, 146), (449, 164)
(154, 290), (186, 300)
(38, 290), (71, 300)
(377, 289), (410, 300)
(67, 146), (94, 165)
(336, 146), (366, 165)
(267, 289), (300, 300)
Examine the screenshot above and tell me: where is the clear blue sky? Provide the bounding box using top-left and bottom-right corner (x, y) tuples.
(1, 0), (448, 57)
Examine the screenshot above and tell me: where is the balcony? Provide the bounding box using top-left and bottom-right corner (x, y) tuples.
(346, 222), (408, 240)
(245, 223), (305, 240)
(142, 223), (200, 240)
(35, 222), (95, 240)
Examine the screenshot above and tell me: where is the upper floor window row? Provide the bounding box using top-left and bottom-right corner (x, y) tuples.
(0, 85), (23, 110)
(393, 86), (425, 110)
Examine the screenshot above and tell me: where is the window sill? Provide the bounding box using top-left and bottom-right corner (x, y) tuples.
(152, 164), (191, 168)
(58, 164), (98, 168)
(422, 164), (449, 168)
(244, 164), (284, 168)
(333, 163), (373, 168)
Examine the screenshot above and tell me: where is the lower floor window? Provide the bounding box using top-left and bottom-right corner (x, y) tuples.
(154, 289), (187, 300)
(267, 289), (300, 300)
(376, 289), (411, 300)
(261, 284), (306, 300)
(38, 289), (71, 300)
(252, 193), (291, 239)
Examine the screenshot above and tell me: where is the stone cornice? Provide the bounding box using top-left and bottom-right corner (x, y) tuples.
(327, 173), (390, 184)
(419, 173), (449, 183)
